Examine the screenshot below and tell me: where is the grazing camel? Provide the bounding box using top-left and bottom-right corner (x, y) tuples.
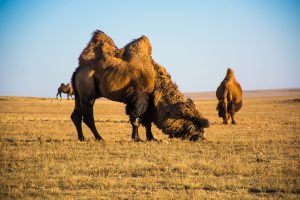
(71, 30), (209, 141)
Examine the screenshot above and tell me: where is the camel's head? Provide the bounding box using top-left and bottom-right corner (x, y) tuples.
(177, 98), (210, 141)
(226, 68), (235, 80)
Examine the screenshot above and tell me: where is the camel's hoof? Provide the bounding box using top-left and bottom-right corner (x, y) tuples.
(133, 138), (143, 142)
(95, 135), (103, 141)
(147, 137), (157, 142)
(95, 138), (104, 142)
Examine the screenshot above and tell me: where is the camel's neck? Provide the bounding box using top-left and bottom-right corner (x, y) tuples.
(153, 63), (185, 105)
(151, 63), (189, 137)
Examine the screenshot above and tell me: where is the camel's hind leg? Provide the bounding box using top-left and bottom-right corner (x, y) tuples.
(229, 102), (239, 125)
(230, 112), (236, 125)
(71, 97), (84, 141)
(81, 99), (103, 141)
(73, 66), (102, 141)
(223, 115), (229, 125)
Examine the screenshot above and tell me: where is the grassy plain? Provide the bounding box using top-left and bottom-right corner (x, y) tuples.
(0, 91), (299, 199)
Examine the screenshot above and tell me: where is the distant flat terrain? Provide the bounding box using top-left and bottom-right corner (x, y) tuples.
(185, 88), (300, 100)
(0, 89), (299, 199)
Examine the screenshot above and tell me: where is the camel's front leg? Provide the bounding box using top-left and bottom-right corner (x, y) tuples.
(140, 111), (156, 141)
(129, 116), (142, 142)
(126, 92), (149, 142)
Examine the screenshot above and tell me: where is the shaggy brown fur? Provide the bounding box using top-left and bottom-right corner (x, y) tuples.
(216, 68), (243, 124)
(56, 83), (74, 100)
(149, 62), (210, 140)
(71, 30), (209, 142)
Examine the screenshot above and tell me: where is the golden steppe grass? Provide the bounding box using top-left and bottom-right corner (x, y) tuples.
(0, 94), (299, 199)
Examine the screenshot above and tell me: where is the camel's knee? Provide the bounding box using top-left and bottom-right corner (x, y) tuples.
(82, 114), (91, 125)
(71, 109), (82, 124)
(82, 109), (97, 129)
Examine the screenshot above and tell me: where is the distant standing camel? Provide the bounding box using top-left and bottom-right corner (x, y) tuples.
(56, 83), (74, 100)
(216, 68), (243, 125)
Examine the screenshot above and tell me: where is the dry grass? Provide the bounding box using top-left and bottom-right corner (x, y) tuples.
(0, 95), (299, 199)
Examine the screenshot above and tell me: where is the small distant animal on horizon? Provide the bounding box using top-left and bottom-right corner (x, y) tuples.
(56, 83), (74, 100)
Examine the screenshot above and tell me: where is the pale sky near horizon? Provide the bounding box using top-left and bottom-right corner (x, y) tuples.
(0, 0), (299, 97)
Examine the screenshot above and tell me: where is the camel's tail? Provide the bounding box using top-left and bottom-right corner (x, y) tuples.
(71, 67), (80, 98)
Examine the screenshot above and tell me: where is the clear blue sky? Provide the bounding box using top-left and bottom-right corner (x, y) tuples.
(0, 0), (299, 97)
